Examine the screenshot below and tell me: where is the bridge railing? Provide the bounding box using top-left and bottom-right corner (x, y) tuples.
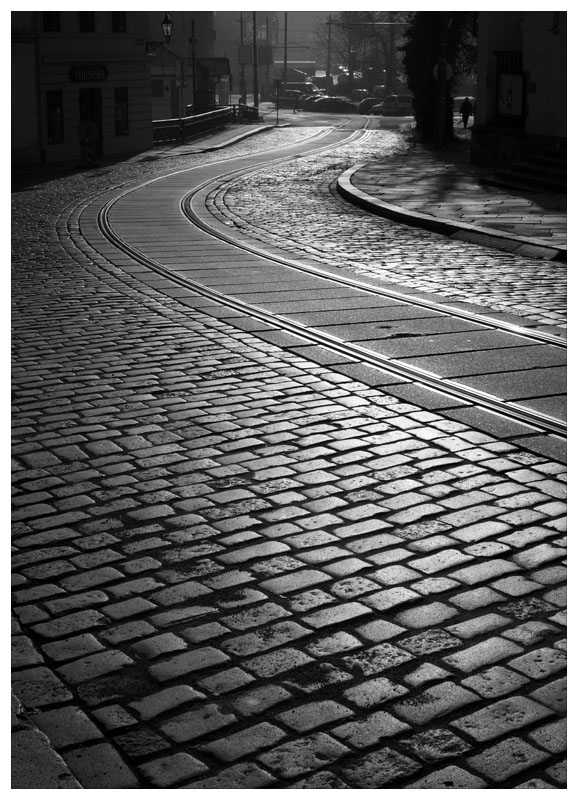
(152, 104), (261, 146)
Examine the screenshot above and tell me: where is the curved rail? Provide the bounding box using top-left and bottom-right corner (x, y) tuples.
(94, 128), (566, 439)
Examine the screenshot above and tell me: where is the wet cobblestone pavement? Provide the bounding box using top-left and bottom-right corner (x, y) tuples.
(12, 127), (566, 788)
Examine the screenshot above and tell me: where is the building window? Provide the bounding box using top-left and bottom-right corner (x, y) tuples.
(115, 88), (129, 136)
(46, 91), (64, 144)
(111, 12), (127, 33)
(42, 12), (60, 32)
(78, 12), (95, 33)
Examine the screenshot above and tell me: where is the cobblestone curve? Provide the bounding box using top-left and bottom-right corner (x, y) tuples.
(206, 129), (566, 330)
(12, 134), (566, 789)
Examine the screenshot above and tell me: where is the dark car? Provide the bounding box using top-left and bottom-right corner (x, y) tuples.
(313, 96), (357, 113)
(301, 94), (324, 111)
(358, 96), (380, 114)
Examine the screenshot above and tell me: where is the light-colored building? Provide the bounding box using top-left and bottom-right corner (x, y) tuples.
(471, 11), (566, 165)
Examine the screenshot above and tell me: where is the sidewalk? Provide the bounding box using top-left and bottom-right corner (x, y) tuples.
(338, 135), (566, 263)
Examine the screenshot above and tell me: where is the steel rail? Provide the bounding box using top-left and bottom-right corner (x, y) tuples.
(95, 125), (566, 439)
(181, 158), (566, 351)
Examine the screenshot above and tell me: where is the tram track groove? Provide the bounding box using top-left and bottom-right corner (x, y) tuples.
(90, 127), (565, 440)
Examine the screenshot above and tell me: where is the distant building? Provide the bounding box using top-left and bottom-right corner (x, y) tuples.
(12, 10), (219, 165)
(471, 11), (566, 165)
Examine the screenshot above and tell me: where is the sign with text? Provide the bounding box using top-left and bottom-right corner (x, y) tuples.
(69, 65), (108, 83)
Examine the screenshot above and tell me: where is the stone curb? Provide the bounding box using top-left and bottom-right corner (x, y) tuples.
(337, 165), (566, 263)
(11, 692), (82, 789)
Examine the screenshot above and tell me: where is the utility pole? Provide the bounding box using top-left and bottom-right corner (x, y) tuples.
(252, 11), (258, 108)
(434, 11), (450, 147)
(283, 12), (288, 91)
(326, 15), (332, 95)
(191, 19), (196, 113)
(239, 13), (246, 102)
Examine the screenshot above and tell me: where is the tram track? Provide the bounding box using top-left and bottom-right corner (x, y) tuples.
(93, 126), (566, 440)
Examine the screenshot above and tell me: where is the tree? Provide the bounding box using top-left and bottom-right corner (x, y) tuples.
(315, 11), (411, 94)
(402, 11), (477, 142)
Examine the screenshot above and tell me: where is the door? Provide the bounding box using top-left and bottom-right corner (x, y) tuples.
(78, 88), (103, 156)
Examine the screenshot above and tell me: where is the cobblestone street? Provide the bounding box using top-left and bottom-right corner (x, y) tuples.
(12, 127), (566, 789)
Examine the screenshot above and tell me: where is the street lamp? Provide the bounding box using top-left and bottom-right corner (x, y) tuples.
(146, 13), (173, 53)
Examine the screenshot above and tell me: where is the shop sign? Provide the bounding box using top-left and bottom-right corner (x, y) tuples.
(69, 64), (108, 83)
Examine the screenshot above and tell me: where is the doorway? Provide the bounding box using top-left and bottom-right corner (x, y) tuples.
(78, 88), (103, 156)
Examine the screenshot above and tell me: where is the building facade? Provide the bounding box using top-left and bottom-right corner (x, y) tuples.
(12, 10), (219, 165)
(12, 10), (155, 164)
(471, 11), (566, 165)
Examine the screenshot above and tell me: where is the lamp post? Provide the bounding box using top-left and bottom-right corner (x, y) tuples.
(146, 13), (173, 53)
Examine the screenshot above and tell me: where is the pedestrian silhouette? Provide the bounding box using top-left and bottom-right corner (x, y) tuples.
(460, 97), (473, 129)
(293, 94), (300, 113)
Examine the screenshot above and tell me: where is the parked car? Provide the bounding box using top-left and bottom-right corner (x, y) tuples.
(283, 81), (322, 96)
(381, 94), (414, 115)
(301, 94), (324, 111)
(372, 84), (387, 98)
(351, 88), (370, 102)
(358, 96), (380, 114)
(274, 89), (302, 109)
(369, 102), (385, 115)
(313, 96), (357, 113)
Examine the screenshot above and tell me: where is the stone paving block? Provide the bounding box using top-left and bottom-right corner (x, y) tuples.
(507, 646), (566, 680)
(184, 761), (275, 788)
(258, 569), (332, 594)
(257, 732), (350, 779)
(461, 665), (530, 698)
(392, 681), (478, 725)
(160, 704), (237, 743)
(12, 635), (44, 667)
(276, 700), (353, 732)
(544, 759), (567, 785)
(232, 684), (293, 717)
(113, 726), (172, 759)
(343, 676), (408, 708)
(341, 642), (414, 676)
(242, 647), (314, 679)
(12, 666), (73, 707)
(529, 677), (567, 713)
(129, 685), (206, 721)
(139, 752), (209, 787)
(289, 770), (350, 788)
(398, 629), (462, 656)
(394, 601), (459, 628)
(32, 706), (103, 748)
(451, 695), (553, 741)
(528, 718), (566, 754)
(91, 705), (138, 731)
(12, 728), (82, 788)
(405, 766), (487, 789)
(64, 742), (140, 788)
(149, 647), (230, 681)
(400, 727), (471, 763)
(467, 736), (551, 782)
(306, 631), (362, 656)
(331, 710), (411, 749)
(442, 636), (523, 673)
(340, 746), (421, 788)
(198, 666), (254, 695)
(200, 722), (287, 762)
(56, 649), (134, 684)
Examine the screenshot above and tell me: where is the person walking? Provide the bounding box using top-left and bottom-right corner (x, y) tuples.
(460, 97), (473, 129)
(293, 93), (301, 114)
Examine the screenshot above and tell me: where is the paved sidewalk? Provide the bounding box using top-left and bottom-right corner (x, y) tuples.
(339, 137), (566, 262)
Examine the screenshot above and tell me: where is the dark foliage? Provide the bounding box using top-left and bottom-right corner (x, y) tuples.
(402, 11), (477, 141)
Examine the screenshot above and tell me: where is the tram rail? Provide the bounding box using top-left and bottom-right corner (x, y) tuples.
(90, 126), (565, 440)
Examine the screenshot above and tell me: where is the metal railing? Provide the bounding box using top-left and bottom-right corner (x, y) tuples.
(152, 107), (233, 146)
(152, 104), (261, 146)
